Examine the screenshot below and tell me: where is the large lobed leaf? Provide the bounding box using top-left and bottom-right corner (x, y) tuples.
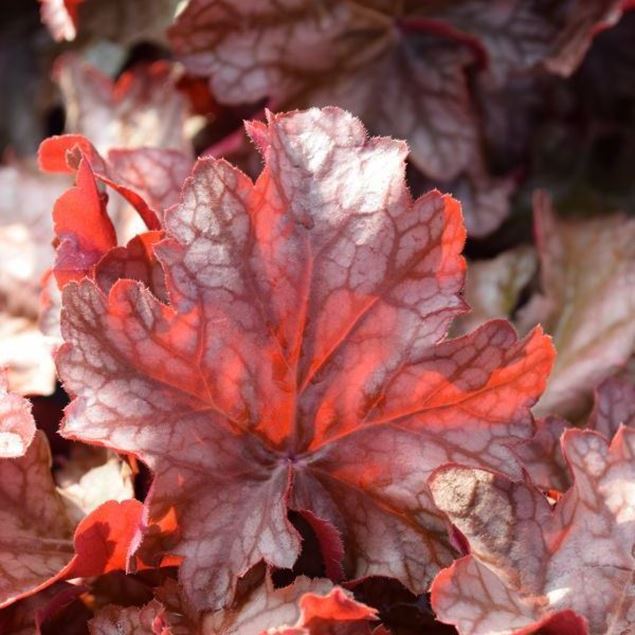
(169, 0), (625, 187)
(169, 0), (478, 181)
(57, 106), (554, 611)
(429, 426), (635, 634)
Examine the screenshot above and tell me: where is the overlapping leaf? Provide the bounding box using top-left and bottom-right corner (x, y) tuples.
(517, 369), (635, 492)
(518, 191), (635, 418)
(0, 429), (75, 609)
(203, 577), (381, 635)
(56, 54), (190, 154)
(0, 370), (144, 610)
(90, 577), (381, 635)
(0, 163), (68, 394)
(453, 246), (537, 336)
(38, 134), (189, 294)
(429, 426), (635, 634)
(89, 599), (171, 635)
(169, 1), (480, 181)
(0, 376), (75, 607)
(169, 0), (627, 241)
(56, 445), (134, 524)
(57, 107), (554, 611)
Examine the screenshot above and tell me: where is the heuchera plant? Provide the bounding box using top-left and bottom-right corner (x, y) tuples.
(3, 1), (635, 632)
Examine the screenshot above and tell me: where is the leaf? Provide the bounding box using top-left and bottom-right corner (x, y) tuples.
(289, 586), (379, 633)
(57, 107), (554, 611)
(513, 415), (570, 493)
(0, 431), (75, 609)
(39, 134), (160, 232)
(445, 168), (516, 238)
(437, 0), (629, 83)
(452, 246), (537, 336)
(588, 370), (635, 438)
(0, 581), (88, 635)
(89, 577), (380, 635)
(0, 375), (142, 609)
(169, 1), (480, 181)
(516, 369), (635, 492)
(60, 499), (144, 580)
(543, 0), (626, 76)
(168, 1), (625, 184)
(94, 231), (168, 301)
(202, 576), (378, 635)
(89, 599), (171, 635)
(55, 54), (191, 154)
(518, 190), (635, 419)
(429, 426), (635, 634)
(431, 1), (562, 84)
(0, 370), (36, 458)
(52, 157), (117, 287)
(0, 162), (68, 394)
(409, 157), (517, 238)
(39, 0), (182, 45)
(0, 53), (192, 393)
(56, 445), (135, 524)
(39, 134), (193, 236)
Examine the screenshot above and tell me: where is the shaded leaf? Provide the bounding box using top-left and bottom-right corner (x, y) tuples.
(55, 54), (191, 154)
(543, 0), (625, 76)
(588, 370), (635, 438)
(445, 168), (516, 238)
(518, 191), (635, 419)
(0, 431), (74, 609)
(60, 499), (144, 580)
(517, 369), (635, 492)
(513, 415), (570, 493)
(169, 1), (480, 180)
(0, 581), (88, 635)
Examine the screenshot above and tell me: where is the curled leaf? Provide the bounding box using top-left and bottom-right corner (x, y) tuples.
(430, 427), (635, 634)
